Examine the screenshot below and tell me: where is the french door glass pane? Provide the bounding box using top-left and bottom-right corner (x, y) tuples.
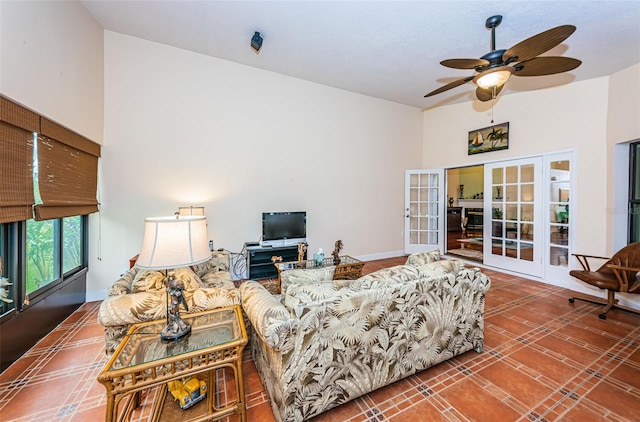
(506, 166), (518, 183)
(521, 165), (535, 183)
(548, 158), (570, 267)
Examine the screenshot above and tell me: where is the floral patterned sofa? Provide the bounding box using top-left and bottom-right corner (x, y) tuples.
(239, 250), (491, 422)
(98, 250), (240, 355)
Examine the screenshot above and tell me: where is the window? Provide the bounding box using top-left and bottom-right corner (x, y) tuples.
(1, 224), (16, 317)
(24, 216), (85, 300)
(63, 216), (82, 273)
(25, 219), (59, 294)
(629, 141), (640, 243)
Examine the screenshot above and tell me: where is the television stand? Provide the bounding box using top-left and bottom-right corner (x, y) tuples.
(246, 243), (307, 280)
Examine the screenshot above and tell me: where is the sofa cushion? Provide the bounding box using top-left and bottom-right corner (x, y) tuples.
(190, 250), (230, 277)
(405, 249), (441, 267)
(131, 267), (202, 293)
(200, 271), (235, 289)
(280, 266), (335, 296)
(418, 258), (465, 277)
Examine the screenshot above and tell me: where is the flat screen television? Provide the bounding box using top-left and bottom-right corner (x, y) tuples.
(262, 211), (306, 246)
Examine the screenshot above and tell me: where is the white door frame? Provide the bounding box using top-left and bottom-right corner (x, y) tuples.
(483, 157), (543, 277)
(404, 169), (445, 254)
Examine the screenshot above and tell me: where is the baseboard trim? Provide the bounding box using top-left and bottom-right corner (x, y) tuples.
(354, 250), (405, 262)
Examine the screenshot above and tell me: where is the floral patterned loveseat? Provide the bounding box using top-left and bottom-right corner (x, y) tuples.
(98, 250), (239, 355)
(240, 250), (491, 422)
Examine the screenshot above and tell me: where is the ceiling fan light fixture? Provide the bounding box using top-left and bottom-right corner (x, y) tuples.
(473, 66), (515, 89)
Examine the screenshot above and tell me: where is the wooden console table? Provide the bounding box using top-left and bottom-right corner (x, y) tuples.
(97, 306), (248, 422)
(274, 255), (364, 294)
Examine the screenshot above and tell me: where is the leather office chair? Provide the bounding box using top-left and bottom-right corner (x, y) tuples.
(569, 242), (640, 319)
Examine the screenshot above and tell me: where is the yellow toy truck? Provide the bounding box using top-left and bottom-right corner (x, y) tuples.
(167, 377), (207, 409)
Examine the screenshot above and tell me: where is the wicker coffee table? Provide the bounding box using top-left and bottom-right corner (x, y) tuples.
(97, 305), (248, 422)
(274, 255), (365, 293)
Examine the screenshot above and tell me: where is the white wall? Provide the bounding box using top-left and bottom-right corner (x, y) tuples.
(88, 31), (422, 297)
(0, 1), (104, 143)
(606, 64), (640, 252)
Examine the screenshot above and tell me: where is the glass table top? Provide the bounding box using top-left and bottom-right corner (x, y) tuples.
(275, 255), (362, 270)
(110, 307), (241, 371)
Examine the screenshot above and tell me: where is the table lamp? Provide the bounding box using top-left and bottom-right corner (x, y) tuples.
(136, 215), (211, 341)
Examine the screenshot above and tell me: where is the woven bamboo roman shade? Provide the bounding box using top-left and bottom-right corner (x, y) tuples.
(34, 118), (101, 221)
(0, 97), (38, 223)
(1, 95), (101, 222)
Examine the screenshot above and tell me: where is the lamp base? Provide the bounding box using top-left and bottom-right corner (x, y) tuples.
(161, 322), (192, 341)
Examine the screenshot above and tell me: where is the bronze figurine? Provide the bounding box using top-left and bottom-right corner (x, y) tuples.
(332, 240), (343, 265)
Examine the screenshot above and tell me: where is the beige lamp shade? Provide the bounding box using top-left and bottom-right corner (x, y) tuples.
(178, 206), (205, 216)
(136, 216), (211, 270)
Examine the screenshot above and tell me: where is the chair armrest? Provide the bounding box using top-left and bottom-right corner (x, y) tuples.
(606, 264), (640, 293)
(572, 253), (610, 272)
(240, 281), (297, 352)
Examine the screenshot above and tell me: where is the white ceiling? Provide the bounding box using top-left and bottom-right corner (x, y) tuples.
(81, 0), (640, 109)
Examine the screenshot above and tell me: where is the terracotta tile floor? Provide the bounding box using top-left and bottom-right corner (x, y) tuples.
(1, 256), (640, 421)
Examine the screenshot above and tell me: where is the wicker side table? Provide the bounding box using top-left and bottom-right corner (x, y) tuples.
(98, 306), (248, 422)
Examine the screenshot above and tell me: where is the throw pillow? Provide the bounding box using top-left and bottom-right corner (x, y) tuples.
(190, 251), (230, 276)
(169, 267), (203, 290)
(280, 266), (335, 296)
(418, 258), (465, 277)
(200, 271), (235, 289)
(131, 270), (166, 293)
(405, 249), (441, 267)
(131, 267), (203, 293)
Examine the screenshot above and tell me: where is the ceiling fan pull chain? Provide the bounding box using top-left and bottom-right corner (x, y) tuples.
(491, 86), (496, 123)
(491, 95), (495, 124)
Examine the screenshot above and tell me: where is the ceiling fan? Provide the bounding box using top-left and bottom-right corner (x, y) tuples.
(424, 15), (581, 102)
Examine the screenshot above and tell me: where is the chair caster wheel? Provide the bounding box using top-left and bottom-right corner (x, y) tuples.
(598, 313), (606, 320)
(568, 298), (575, 303)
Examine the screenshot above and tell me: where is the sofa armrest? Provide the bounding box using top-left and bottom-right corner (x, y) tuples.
(98, 291), (165, 326)
(98, 287), (240, 327)
(454, 267), (492, 294)
(240, 281), (297, 352)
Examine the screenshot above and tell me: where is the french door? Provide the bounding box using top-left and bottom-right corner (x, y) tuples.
(484, 157), (543, 277)
(404, 169), (444, 254)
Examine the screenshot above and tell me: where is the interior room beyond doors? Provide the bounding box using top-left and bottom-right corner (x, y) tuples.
(446, 165), (484, 262)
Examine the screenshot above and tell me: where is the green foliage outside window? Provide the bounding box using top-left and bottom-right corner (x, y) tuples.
(26, 217), (82, 294)
(63, 216), (82, 273)
(26, 219), (56, 294)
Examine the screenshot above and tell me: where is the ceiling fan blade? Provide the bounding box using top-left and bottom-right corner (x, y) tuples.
(441, 58), (489, 70)
(476, 85), (504, 102)
(514, 56), (582, 76)
(503, 25), (576, 64)
(424, 76), (474, 97)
